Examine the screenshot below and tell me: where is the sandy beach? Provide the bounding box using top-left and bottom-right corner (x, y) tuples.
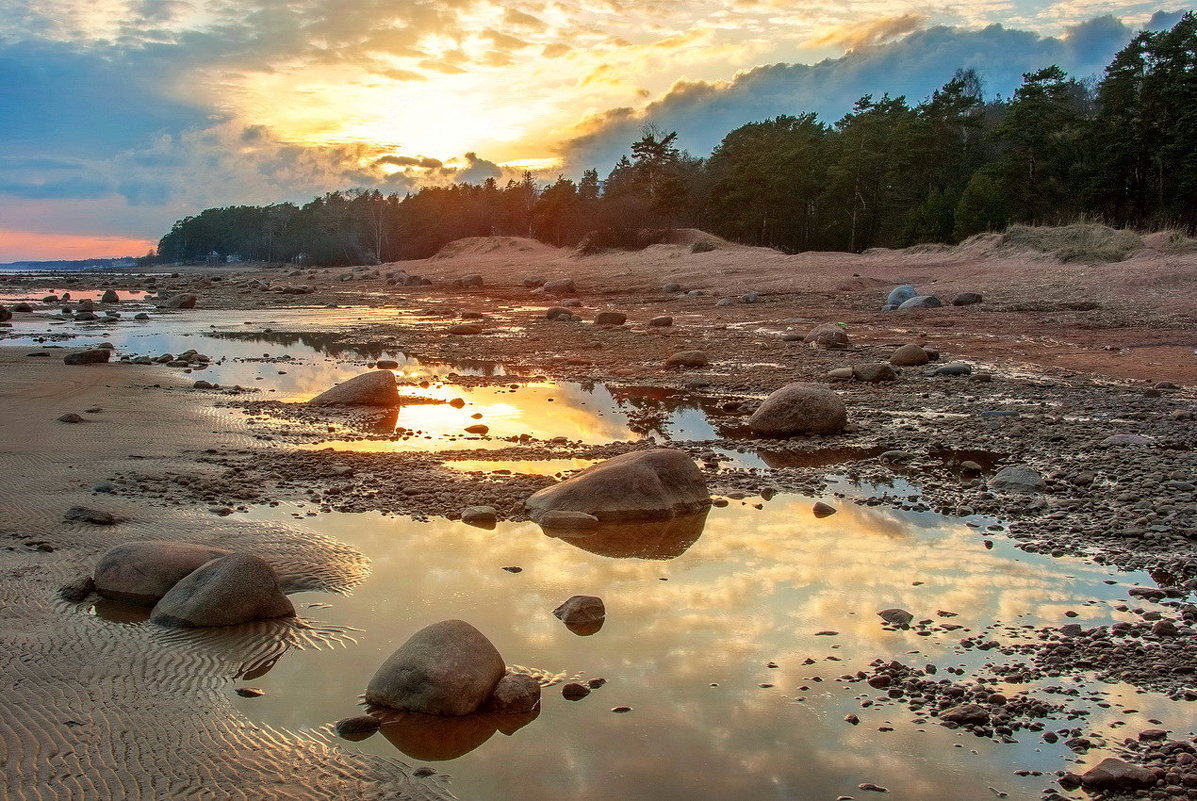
(1, 232), (1195, 800)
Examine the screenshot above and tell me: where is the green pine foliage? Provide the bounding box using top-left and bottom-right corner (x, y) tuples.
(157, 15), (1197, 264)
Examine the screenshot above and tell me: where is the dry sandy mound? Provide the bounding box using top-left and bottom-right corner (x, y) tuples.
(983, 223), (1145, 264)
(653, 228), (741, 250)
(431, 236), (558, 260)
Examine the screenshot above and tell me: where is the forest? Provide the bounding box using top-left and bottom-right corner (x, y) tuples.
(156, 14), (1197, 266)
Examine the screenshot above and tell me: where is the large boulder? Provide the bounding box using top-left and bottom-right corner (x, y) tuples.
(525, 448), (709, 523)
(952, 292), (983, 306)
(803, 323), (849, 349)
(150, 553), (295, 628)
(459, 274), (484, 288)
(748, 383), (847, 436)
(159, 294), (198, 309)
(308, 371), (399, 406)
(0, 304), (11, 322)
(365, 620), (506, 716)
(64, 349), (111, 365)
(897, 295), (943, 310)
(1081, 758), (1158, 792)
(101, 289), (120, 303)
(885, 285), (918, 309)
(889, 344), (930, 366)
(94, 541), (232, 605)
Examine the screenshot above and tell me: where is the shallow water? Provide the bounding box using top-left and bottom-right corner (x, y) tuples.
(14, 307), (1193, 800)
(218, 496), (1189, 801)
(1, 308), (719, 445)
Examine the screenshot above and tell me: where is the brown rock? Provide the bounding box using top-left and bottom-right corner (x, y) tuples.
(748, 383), (847, 436)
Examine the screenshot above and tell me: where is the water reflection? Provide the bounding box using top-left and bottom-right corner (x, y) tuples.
(547, 510), (710, 560)
(226, 496), (1174, 801)
(372, 707), (539, 761)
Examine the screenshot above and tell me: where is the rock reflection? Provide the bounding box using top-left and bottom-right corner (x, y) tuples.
(90, 598), (152, 625)
(371, 706), (539, 761)
(563, 618), (604, 636)
(548, 509), (710, 560)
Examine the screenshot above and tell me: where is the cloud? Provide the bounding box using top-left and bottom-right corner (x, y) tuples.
(561, 15), (1143, 173)
(374, 155), (445, 169)
(454, 152), (502, 183)
(806, 14), (927, 51)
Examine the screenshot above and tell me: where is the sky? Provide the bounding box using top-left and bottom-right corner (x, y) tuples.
(0, 1), (1186, 262)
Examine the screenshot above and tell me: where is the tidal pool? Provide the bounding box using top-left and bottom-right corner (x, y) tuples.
(1, 308), (721, 445)
(221, 495), (1188, 801)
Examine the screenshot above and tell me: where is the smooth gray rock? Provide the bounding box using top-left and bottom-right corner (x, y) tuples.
(94, 541), (232, 605)
(748, 383), (847, 436)
(308, 371), (399, 406)
(989, 465), (1045, 493)
(150, 553), (295, 628)
(526, 448), (709, 523)
(885, 285), (918, 308)
(897, 295), (943, 310)
(365, 620), (506, 716)
(935, 362), (973, 376)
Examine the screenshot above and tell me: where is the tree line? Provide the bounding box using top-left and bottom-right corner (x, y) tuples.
(157, 14), (1197, 265)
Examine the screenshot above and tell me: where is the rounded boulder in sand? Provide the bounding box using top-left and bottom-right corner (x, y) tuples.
(803, 323), (849, 349)
(748, 383), (847, 436)
(159, 293), (197, 309)
(308, 370), (399, 406)
(94, 541), (233, 605)
(150, 553), (295, 628)
(525, 448), (710, 522)
(890, 343), (931, 366)
(366, 620), (506, 716)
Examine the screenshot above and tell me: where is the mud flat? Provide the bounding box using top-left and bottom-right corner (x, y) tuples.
(0, 233), (1195, 800)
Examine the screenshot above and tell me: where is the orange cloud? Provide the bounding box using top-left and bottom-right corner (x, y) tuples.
(807, 13), (926, 51)
(0, 229), (153, 262)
